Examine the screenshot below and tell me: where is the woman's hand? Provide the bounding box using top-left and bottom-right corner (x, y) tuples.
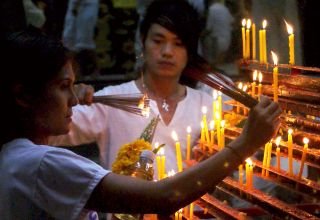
(73, 83), (94, 105)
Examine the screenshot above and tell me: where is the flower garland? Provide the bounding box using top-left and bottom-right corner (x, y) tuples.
(112, 139), (152, 175)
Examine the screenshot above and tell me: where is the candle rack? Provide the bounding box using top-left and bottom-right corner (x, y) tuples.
(188, 60), (320, 219)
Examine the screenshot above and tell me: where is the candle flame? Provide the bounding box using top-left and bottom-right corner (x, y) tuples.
(242, 18), (246, 27)
(202, 106), (207, 114)
(210, 120), (215, 130)
(187, 126), (191, 133)
(246, 19), (251, 29)
(271, 51), (278, 65)
(220, 120), (225, 128)
(245, 158), (253, 165)
(303, 137), (309, 144)
(288, 129), (293, 135)
(155, 142), (159, 149)
(238, 82), (243, 89)
(262, 19), (267, 29)
(215, 112), (220, 120)
(171, 131), (178, 141)
(253, 70), (258, 81)
(275, 136), (281, 146)
(167, 169), (176, 177)
(284, 20), (293, 35)
(243, 85), (248, 92)
(258, 72), (263, 83)
(213, 89), (218, 100)
(159, 147), (164, 155)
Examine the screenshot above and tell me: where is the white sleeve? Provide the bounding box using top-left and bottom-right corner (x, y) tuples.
(34, 148), (110, 220)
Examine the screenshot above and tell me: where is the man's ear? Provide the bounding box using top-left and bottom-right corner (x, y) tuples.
(12, 84), (33, 108)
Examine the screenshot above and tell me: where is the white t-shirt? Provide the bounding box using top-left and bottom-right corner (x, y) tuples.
(0, 138), (110, 220)
(50, 80), (213, 174)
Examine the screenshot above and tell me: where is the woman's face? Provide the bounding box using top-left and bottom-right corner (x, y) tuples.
(33, 61), (78, 137)
(143, 24), (188, 79)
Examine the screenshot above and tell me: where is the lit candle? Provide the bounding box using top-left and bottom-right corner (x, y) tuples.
(189, 203), (194, 219)
(259, 26), (263, 62)
(246, 19), (251, 59)
(266, 141), (273, 177)
(239, 164), (243, 186)
(245, 158), (253, 189)
(251, 70), (257, 97)
(155, 142), (162, 180)
(252, 22), (256, 60)
(285, 20), (295, 65)
(186, 126), (191, 161)
(212, 90), (217, 121)
(209, 120), (215, 148)
(237, 82), (243, 114)
(242, 19), (246, 58)
(262, 20), (267, 63)
(275, 136), (281, 172)
(160, 148), (166, 179)
(172, 131), (183, 172)
(271, 51), (279, 102)
(262, 142), (269, 176)
(287, 129), (293, 176)
(243, 85), (248, 115)
(218, 91), (222, 120)
(220, 120), (225, 149)
(298, 137), (309, 178)
(202, 106), (210, 143)
(215, 112), (221, 150)
(257, 71), (263, 98)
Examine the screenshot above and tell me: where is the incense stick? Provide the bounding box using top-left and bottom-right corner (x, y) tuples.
(93, 93), (150, 117)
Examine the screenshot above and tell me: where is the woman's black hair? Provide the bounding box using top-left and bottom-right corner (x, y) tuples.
(0, 30), (72, 147)
(139, 0), (207, 88)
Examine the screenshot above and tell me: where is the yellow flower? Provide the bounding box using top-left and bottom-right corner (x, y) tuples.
(112, 139), (152, 175)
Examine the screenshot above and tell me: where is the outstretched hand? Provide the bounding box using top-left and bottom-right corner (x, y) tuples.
(236, 95), (282, 157)
(73, 83), (94, 105)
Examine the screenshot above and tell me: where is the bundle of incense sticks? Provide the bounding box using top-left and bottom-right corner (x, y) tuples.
(92, 93), (150, 117)
(184, 57), (258, 108)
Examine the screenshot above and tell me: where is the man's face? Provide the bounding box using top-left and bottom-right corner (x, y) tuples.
(143, 24), (188, 79)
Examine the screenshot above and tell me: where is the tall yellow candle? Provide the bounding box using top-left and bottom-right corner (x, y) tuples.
(189, 203), (194, 219)
(259, 29), (263, 62)
(160, 148), (166, 179)
(220, 120), (225, 149)
(251, 70), (257, 97)
(209, 120), (215, 148)
(215, 112), (221, 150)
(245, 158), (253, 189)
(239, 164), (243, 186)
(262, 20), (267, 63)
(275, 136), (281, 172)
(200, 122), (205, 151)
(186, 126), (191, 161)
(271, 51), (279, 102)
(258, 71), (263, 98)
(202, 106), (210, 143)
(243, 85), (248, 115)
(172, 131), (183, 172)
(266, 142), (273, 177)
(285, 20), (295, 65)
(237, 82), (243, 114)
(287, 129), (293, 176)
(262, 142), (269, 176)
(252, 22), (256, 60)
(241, 19), (246, 58)
(246, 19), (251, 59)
(218, 91), (222, 120)
(212, 90), (217, 121)
(298, 137), (309, 178)
(155, 142), (162, 180)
